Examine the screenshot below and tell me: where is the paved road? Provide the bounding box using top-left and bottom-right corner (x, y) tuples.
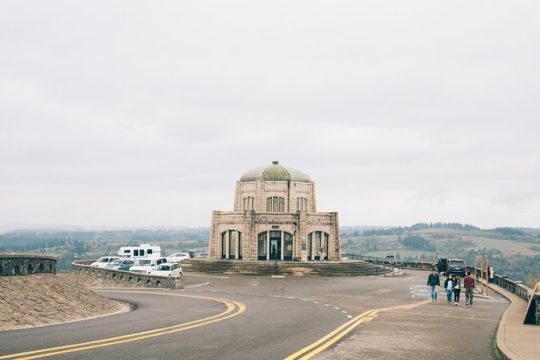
(0, 270), (509, 359)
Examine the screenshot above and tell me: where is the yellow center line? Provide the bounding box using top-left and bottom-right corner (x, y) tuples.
(0, 291), (246, 360)
(285, 299), (430, 360)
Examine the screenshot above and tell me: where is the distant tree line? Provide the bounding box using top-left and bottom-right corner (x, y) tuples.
(494, 227), (527, 237)
(399, 235), (436, 251)
(0, 228), (210, 252)
(362, 223), (480, 236)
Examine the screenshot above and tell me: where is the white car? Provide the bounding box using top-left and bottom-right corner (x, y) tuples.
(167, 252), (190, 263)
(90, 256), (121, 268)
(129, 257), (168, 273)
(147, 263), (183, 277)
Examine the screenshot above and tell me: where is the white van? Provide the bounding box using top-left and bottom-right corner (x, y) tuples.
(118, 244), (162, 260)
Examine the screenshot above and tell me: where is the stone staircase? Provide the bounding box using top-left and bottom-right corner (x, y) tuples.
(181, 259), (389, 277)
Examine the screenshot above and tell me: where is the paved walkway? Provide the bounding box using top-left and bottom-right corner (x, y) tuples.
(316, 271), (509, 360)
(491, 284), (540, 360)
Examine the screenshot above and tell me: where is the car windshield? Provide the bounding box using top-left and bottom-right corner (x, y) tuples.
(139, 260), (151, 265)
(449, 260), (464, 266)
(98, 258), (109, 262)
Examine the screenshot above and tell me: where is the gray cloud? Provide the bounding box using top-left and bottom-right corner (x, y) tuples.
(1, 1), (540, 228)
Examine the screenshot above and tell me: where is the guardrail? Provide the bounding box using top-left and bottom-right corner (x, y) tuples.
(71, 260), (182, 289)
(342, 253), (435, 271)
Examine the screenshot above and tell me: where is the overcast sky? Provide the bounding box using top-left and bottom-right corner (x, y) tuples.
(1, 1), (539, 230)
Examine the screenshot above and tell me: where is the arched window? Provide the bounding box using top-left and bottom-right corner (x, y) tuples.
(266, 197), (284, 212)
(307, 231), (329, 261)
(221, 230), (243, 260)
(296, 197), (308, 212)
(243, 196), (255, 211)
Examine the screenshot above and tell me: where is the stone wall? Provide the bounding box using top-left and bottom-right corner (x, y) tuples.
(0, 254), (57, 276)
(182, 259), (388, 277)
(71, 261), (182, 289)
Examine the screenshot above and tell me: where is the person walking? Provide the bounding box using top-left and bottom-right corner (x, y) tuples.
(464, 271), (475, 306)
(489, 266), (494, 283)
(427, 268), (440, 303)
(444, 275), (454, 303)
(319, 247), (325, 262)
(452, 275), (462, 306)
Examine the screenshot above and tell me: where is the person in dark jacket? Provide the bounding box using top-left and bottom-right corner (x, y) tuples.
(427, 268), (440, 302)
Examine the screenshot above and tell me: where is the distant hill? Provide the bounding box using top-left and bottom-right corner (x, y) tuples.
(341, 223), (540, 285)
(1, 224), (538, 284)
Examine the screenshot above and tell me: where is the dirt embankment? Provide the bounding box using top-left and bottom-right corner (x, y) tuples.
(0, 273), (126, 331)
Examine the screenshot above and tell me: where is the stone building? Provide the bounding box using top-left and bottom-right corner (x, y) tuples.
(208, 161), (340, 261)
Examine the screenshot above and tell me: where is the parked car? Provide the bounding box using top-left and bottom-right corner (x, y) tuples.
(129, 257), (168, 273)
(90, 256), (121, 268)
(446, 258), (466, 277)
(167, 253), (190, 263)
(383, 255), (398, 265)
(436, 258), (448, 274)
(106, 259), (135, 271)
(147, 263), (183, 278)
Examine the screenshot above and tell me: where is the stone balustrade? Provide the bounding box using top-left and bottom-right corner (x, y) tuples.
(0, 254), (57, 276)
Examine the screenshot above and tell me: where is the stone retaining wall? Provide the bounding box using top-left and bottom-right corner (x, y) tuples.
(71, 261), (182, 289)
(0, 254), (57, 276)
(182, 259), (388, 276)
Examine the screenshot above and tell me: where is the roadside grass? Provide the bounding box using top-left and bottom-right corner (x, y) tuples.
(493, 337), (503, 360)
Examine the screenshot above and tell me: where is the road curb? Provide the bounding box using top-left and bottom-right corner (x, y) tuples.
(488, 283), (525, 360)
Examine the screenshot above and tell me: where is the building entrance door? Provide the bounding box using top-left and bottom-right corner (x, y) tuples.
(269, 235), (281, 260)
(259, 231), (292, 261)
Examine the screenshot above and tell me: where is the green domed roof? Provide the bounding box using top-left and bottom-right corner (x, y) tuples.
(240, 161), (312, 182)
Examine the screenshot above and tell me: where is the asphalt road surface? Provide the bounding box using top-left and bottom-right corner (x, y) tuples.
(0, 270), (509, 360)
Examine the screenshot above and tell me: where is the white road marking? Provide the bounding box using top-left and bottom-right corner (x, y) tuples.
(183, 282), (211, 289)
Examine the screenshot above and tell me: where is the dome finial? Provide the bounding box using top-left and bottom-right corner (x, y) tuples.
(272, 160), (279, 165)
